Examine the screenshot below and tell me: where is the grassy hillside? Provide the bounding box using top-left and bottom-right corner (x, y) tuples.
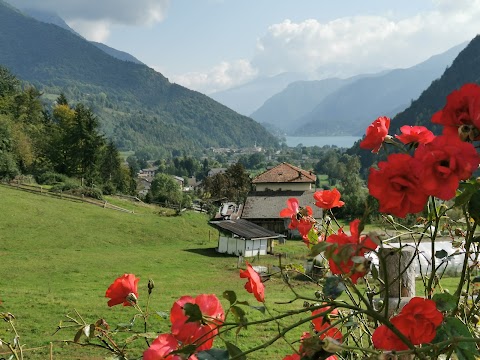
(0, 185), (312, 359)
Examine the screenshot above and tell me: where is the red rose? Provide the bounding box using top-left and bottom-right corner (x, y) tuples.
(170, 294), (224, 351)
(105, 274), (139, 307)
(143, 333), (198, 360)
(313, 188), (345, 209)
(413, 135), (480, 200)
(240, 261), (265, 302)
(432, 83), (480, 139)
(400, 297), (443, 344)
(311, 306), (340, 339)
(360, 116), (391, 153)
(372, 297), (443, 351)
(395, 125), (435, 145)
(325, 219), (377, 284)
(372, 314), (412, 351)
(368, 153), (429, 218)
(279, 197), (314, 239)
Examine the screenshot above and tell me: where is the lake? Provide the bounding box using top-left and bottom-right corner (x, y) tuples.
(285, 136), (361, 148)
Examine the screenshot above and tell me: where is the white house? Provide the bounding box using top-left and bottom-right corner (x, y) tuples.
(210, 219), (285, 257)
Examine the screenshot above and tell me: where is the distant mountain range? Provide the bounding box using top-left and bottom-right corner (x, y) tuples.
(347, 35), (480, 172)
(209, 72), (308, 116)
(0, 1), (278, 155)
(251, 42), (467, 136)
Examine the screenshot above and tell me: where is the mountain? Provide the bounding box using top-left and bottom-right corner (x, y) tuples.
(89, 42), (145, 65)
(21, 8), (145, 65)
(348, 35), (480, 173)
(250, 75), (370, 134)
(209, 72), (308, 116)
(0, 1), (278, 156)
(292, 42), (467, 136)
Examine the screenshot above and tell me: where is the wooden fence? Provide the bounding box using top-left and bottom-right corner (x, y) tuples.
(1, 182), (134, 214)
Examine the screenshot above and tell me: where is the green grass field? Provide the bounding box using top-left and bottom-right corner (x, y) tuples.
(0, 185), (317, 359)
(0, 185), (461, 359)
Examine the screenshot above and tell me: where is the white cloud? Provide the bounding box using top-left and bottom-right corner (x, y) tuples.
(177, 1), (480, 93)
(7, 0), (170, 41)
(169, 60), (258, 94)
(67, 20), (111, 43)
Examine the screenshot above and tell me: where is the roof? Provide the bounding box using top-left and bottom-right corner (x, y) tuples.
(209, 218), (284, 240)
(241, 190), (322, 219)
(252, 163), (316, 184)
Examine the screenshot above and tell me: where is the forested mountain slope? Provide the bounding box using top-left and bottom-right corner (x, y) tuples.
(0, 1), (278, 156)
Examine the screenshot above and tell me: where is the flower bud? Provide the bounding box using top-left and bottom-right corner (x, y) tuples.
(322, 337), (342, 353)
(148, 279), (155, 294)
(126, 292), (138, 305)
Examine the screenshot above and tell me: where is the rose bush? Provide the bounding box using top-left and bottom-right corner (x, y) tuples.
(2, 83), (480, 360)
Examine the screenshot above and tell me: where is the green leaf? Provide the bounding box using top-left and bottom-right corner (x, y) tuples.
(323, 276), (346, 299)
(155, 311), (169, 319)
(172, 344), (197, 357)
(222, 290), (237, 305)
(225, 341), (246, 360)
(124, 332), (158, 344)
(435, 249), (448, 259)
(230, 305), (247, 324)
(468, 190), (480, 221)
(455, 182), (479, 207)
(371, 264), (379, 280)
(309, 239), (331, 257)
(74, 327), (83, 343)
(432, 293), (458, 312)
(197, 349), (230, 360)
(249, 305), (266, 314)
(472, 276), (480, 283)
(115, 322), (133, 331)
(183, 302), (203, 323)
(434, 317), (477, 360)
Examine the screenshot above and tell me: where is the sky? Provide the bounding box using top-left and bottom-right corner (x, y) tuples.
(6, 0), (480, 94)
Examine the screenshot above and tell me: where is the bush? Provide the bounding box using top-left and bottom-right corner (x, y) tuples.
(50, 179), (81, 192)
(36, 171), (69, 185)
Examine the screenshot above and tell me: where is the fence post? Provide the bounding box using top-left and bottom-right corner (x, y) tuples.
(378, 247), (416, 360)
(378, 247), (416, 317)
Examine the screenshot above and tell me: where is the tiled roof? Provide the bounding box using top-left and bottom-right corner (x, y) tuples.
(209, 218), (284, 239)
(241, 190), (322, 219)
(252, 162), (316, 184)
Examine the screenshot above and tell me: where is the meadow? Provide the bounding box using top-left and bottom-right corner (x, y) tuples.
(0, 185), (316, 359)
(0, 185), (461, 359)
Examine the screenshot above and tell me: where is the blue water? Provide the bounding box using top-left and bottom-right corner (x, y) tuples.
(285, 136), (361, 148)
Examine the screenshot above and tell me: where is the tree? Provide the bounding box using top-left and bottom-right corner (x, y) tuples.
(66, 104), (105, 185)
(0, 66), (20, 98)
(149, 173), (183, 204)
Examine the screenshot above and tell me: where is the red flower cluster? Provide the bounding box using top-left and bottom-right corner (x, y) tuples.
(325, 219), (377, 284)
(372, 297), (443, 351)
(105, 274), (139, 307)
(144, 294), (224, 358)
(240, 261), (265, 302)
(360, 116), (391, 153)
(413, 135), (480, 200)
(313, 188), (345, 210)
(432, 83), (480, 139)
(364, 84), (480, 218)
(279, 198), (314, 239)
